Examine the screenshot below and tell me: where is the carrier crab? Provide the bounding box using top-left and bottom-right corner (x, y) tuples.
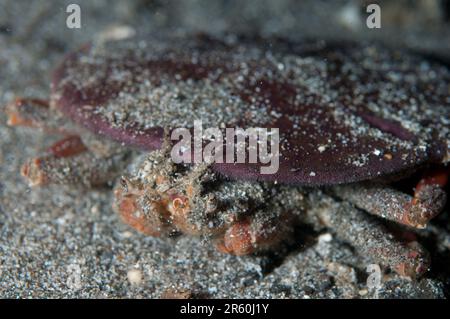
(5, 34), (449, 279)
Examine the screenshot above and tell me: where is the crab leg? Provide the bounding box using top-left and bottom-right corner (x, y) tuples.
(114, 178), (221, 238)
(6, 98), (49, 127)
(22, 136), (130, 187)
(331, 179), (447, 229)
(306, 192), (430, 279)
(114, 177), (177, 236)
(214, 212), (295, 256)
(5, 98), (75, 133)
(46, 135), (88, 157)
(413, 168), (448, 219)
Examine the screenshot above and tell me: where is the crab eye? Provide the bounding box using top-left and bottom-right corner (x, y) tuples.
(120, 177), (128, 191)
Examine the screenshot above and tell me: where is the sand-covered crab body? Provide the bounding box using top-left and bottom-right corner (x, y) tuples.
(52, 34), (449, 184)
(5, 34), (449, 278)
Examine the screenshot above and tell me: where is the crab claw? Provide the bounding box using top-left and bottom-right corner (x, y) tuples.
(21, 157), (48, 186)
(406, 168), (448, 228)
(215, 218), (254, 256)
(405, 189), (447, 229)
(215, 213), (293, 256)
(113, 177), (176, 237)
(394, 241), (430, 279)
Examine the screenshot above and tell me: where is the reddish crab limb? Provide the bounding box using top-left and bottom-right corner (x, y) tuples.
(22, 138), (130, 187)
(21, 135), (88, 185)
(114, 177), (177, 236)
(6, 98), (126, 158)
(46, 135), (87, 158)
(307, 192), (430, 279)
(331, 181), (446, 229)
(215, 219), (254, 256)
(113, 170), (203, 238)
(5, 98), (49, 127)
(115, 176), (220, 237)
(415, 168), (449, 193)
(21, 135), (89, 185)
(411, 168), (448, 224)
(215, 213), (294, 256)
(5, 98), (73, 133)
(5, 98), (132, 187)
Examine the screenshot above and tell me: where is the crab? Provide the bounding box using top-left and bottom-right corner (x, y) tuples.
(5, 34), (449, 279)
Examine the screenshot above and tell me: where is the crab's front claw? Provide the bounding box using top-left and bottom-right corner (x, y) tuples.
(215, 219), (255, 256)
(113, 174), (218, 238)
(113, 178), (176, 237)
(215, 213), (294, 256)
